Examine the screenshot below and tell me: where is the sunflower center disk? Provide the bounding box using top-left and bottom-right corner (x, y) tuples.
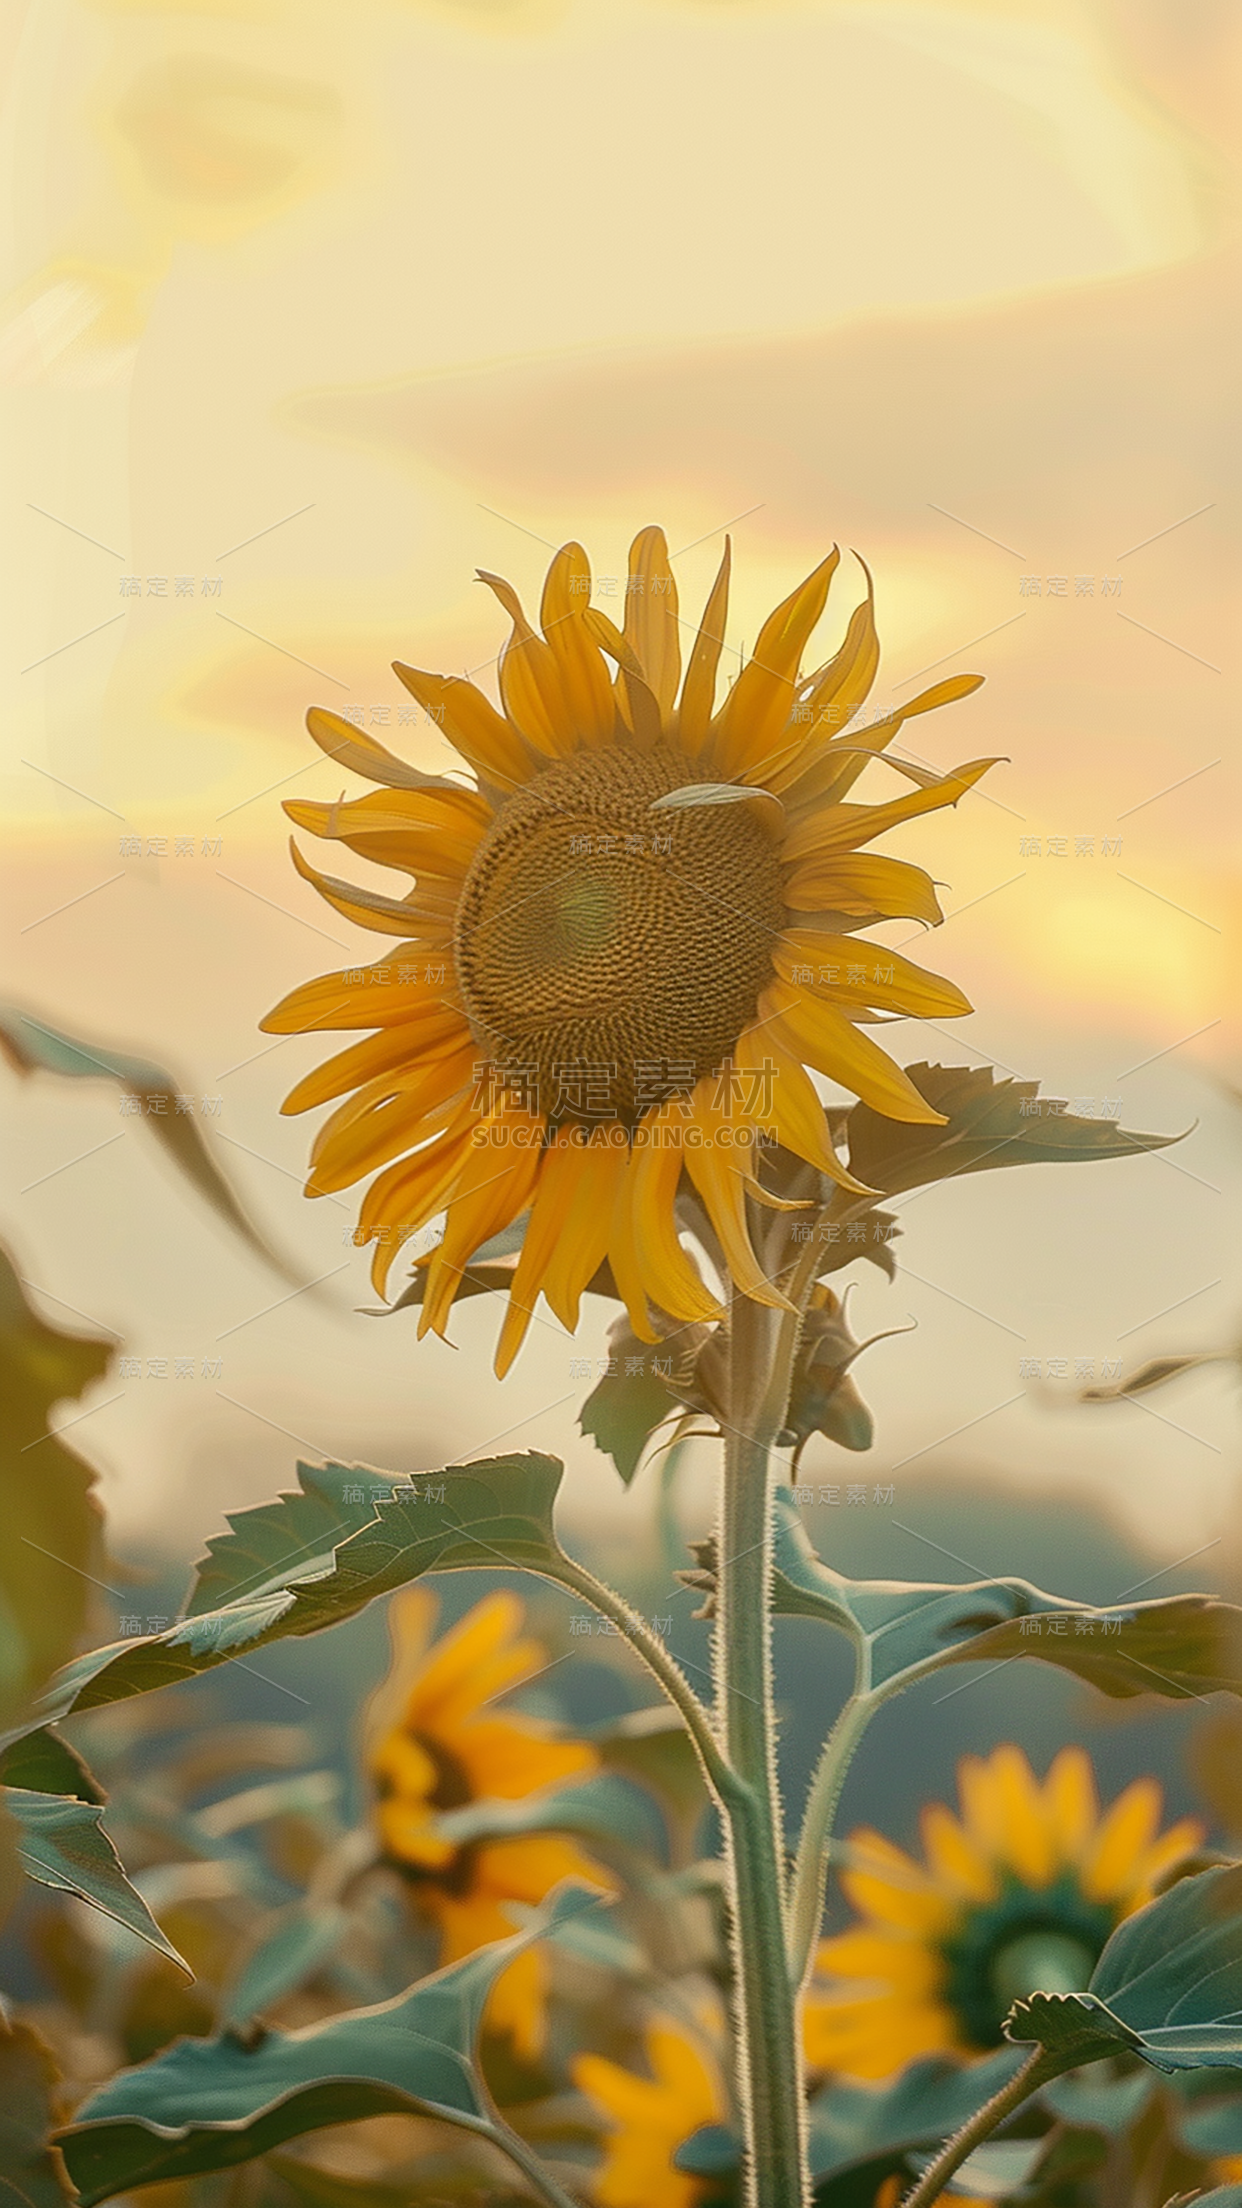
(453, 743), (785, 1128)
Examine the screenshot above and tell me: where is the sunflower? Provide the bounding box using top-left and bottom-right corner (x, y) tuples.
(261, 529), (994, 1370)
(367, 1587), (607, 2060)
(805, 1744), (1202, 2081)
(574, 2015), (731, 2208)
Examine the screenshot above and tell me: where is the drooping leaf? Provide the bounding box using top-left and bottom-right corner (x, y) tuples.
(1080, 1352), (1232, 1403)
(1007, 1865), (1242, 2075)
(579, 1358), (682, 1485)
(5, 1786), (190, 1973)
(768, 1488), (1242, 1699)
(0, 1250), (107, 1732)
(0, 2018), (75, 2206)
(17, 1455), (569, 1737)
(221, 1901), (350, 2028)
(0, 1007), (298, 1285)
(845, 1062), (1179, 1196)
(0, 1725), (106, 1802)
(56, 1885), (602, 2204)
(808, 2048), (1025, 2187)
(185, 1461), (386, 1617)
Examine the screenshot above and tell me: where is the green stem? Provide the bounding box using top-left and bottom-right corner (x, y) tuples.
(552, 1554), (740, 1810)
(716, 1288), (811, 2208)
(788, 1675), (879, 1986)
(898, 2047), (1053, 2208)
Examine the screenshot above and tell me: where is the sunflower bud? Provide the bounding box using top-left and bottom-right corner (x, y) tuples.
(779, 1284), (876, 1465)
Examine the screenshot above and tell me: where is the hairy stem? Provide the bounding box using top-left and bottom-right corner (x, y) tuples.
(553, 1553), (740, 1809)
(716, 1288), (811, 2208)
(899, 2047), (1052, 2208)
(788, 1675), (879, 1986)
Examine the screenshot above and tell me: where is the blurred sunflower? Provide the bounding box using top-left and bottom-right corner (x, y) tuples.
(805, 1744), (1202, 2080)
(368, 1586), (607, 2059)
(262, 528), (994, 1371)
(574, 2015), (730, 2208)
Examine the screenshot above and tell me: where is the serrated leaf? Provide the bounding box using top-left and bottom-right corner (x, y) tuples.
(0, 1250), (107, 1732)
(769, 1488), (1242, 1699)
(1007, 1865), (1242, 2075)
(845, 1062), (1178, 1196)
(0, 1007), (298, 1285)
(17, 1455), (569, 1737)
(185, 1461), (385, 1617)
(0, 1725), (106, 1802)
(0, 2018), (75, 2206)
(5, 1786), (190, 1974)
(55, 1884), (601, 2204)
(579, 1360), (681, 1485)
(808, 2048), (1025, 2183)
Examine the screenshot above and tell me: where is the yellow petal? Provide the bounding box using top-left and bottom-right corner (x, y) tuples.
(989, 1745), (1056, 1887)
(682, 1080), (794, 1311)
(358, 1104), (481, 1295)
(677, 537), (731, 755)
(288, 836), (439, 938)
(733, 1026), (872, 1192)
(782, 757), (1000, 864)
(392, 664), (535, 790)
(284, 784), (490, 876)
(623, 524), (681, 727)
(709, 549), (839, 782)
(1079, 1778), (1163, 1903)
(418, 1111), (545, 1338)
(797, 672), (986, 809)
(781, 851), (945, 927)
(626, 1117), (728, 1322)
(495, 1130), (626, 1378)
(477, 568), (572, 756)
(775, 930), (972, 1020)
(760, 981), (947, 1125)
(1043, 1747), (1099, 1868)
(456, 1718), (596, 1801)
(303, 703), (462, 793)
(540, 541), (616, 745)
(920, 1803), (999, 1904)
(405, 1589), (530, 1731)
(281, 1021), (469, 1116)
(767, 572), (879, 794)
(261, 949), (462, 1035)
(307, 1043), (476, 1195)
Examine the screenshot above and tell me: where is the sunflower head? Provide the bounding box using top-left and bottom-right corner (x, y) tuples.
(263, 528), (995, 1370)
(368, 1587), (607, 2057)
(805, 1743), (1203, 2081)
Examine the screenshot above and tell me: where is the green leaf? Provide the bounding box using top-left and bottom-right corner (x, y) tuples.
(769, 1488), (1242, 1699)
(433, 1773), (666, 1864)
(185, 1461), (385, 1616)
(579, 1359), (681, 1485)
(845, 1061), (1179, 1196)
(0, 2018), (75, 2206)
(221, 1902), (350, 2028)
(808, 2048), (1025, 2184)
(1007, 1864), (1242, 2075)
(1173, 2191), (1242, 2208)
(18, 1455), (569, 1736)
(1039, 2067), (1155, 2135)
(0, 1250), (107, 1732)
(918, 2140), (1042, 2198)
(56, 1885), (601, 2204)
(0, 1725), (106, 1802)
(591, 1705), (708, 1866)
(0, 1007), (299, 1285)
(4, 1786), (190, 1974)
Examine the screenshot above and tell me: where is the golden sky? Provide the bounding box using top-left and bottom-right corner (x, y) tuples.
(2, 0), (1238, 1565)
